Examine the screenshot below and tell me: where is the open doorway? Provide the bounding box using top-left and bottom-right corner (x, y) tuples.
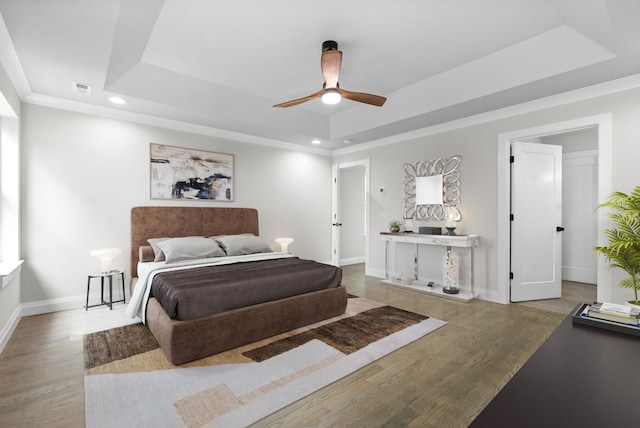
(331, 160), (370, 280)
(496, 114), (613, 305)
(524, 130), (599, 283)
(513, 130), (598, 313)
(339, 165), (366, 265)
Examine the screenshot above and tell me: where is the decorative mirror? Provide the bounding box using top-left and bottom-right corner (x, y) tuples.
(403, 155), (461, 220)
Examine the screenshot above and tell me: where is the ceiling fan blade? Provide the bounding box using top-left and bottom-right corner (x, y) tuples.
(273, 89), (323, 108)
(321, 49), (342, 88)
(339, 88), (387, 107)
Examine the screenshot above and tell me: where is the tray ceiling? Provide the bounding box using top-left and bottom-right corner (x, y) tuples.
(1, 0), (640, 151)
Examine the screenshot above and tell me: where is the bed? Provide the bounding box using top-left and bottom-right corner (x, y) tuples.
(126, 206), (348, 365)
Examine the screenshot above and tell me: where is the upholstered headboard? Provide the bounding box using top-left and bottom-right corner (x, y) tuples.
(130, 206), (259, 277)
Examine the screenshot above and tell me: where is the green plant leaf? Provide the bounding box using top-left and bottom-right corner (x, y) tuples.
(596, 185), (640, 299)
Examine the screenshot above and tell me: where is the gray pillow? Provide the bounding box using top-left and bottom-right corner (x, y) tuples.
(156, 236), (226, 263)
(147, 237), (170, 262)
(215, 235), (273, 256)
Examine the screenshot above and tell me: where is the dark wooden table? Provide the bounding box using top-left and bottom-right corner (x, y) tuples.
(470, 306), (640, 427)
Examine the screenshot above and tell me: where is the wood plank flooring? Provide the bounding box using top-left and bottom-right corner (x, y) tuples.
(0, 265), (592, 427)
(516, 280), (596, 315)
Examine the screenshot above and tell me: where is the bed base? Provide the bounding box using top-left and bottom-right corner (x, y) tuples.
(146, 285), (348, 365)
(131, 206), (348, 365)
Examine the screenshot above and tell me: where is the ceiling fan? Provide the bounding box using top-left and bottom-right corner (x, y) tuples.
(273, 40), (387, 108)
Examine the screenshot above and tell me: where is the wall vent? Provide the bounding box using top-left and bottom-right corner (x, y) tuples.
(72, 81), (92, 95)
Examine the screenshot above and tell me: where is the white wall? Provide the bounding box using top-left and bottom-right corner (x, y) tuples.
(541, 128), (598, 152)
(334, 86), (640, 304)
(336, 126), (494, 296)
(19, 103), (333, 306)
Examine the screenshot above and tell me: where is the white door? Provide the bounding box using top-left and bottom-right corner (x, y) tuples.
(331, 163), (341, 266)
(511, 142), (563, 301)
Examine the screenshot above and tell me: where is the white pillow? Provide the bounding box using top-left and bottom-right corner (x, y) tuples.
(156, 236), (226, 263)
(215, 235), (273, 256)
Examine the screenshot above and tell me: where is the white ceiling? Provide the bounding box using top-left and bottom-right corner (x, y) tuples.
(1, 0), (640, 151)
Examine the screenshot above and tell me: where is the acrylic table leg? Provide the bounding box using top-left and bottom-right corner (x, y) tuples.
(85, 277), (90, 310)
(414, 243), (419, 280)
(385, 241), (389, 279)
(108, 275), (113, 310)
(120, 272), (126, 303)
(470, 246), (475, 297)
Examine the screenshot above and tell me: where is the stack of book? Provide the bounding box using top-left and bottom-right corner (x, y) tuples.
(582, 302), (640, 326)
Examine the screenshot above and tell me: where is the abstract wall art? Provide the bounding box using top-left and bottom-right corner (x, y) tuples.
(150, 143), (234, 201)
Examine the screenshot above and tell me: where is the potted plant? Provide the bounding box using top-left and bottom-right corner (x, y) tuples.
(596, 186), (640, 306)
(389, 220), (402, 233)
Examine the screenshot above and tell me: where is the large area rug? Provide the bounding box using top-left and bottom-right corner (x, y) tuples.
(84, 297), (446, 427)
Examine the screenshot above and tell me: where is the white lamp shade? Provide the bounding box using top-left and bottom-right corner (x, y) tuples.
(275, 237), (294, 253)
(91, 247), (121, 273)
(446, 210), (455, 227)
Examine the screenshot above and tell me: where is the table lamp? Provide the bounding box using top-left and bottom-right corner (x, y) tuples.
(91, 248), (122, 273)
(275, 237), (294, 253)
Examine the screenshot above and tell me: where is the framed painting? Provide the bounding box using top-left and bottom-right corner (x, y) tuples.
(150, 143), (234, 201)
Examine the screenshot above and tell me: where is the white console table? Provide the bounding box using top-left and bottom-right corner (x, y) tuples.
(380, 232), (480, 302)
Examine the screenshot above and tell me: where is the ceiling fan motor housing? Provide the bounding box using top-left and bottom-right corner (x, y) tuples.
(322, 40), (338, 51)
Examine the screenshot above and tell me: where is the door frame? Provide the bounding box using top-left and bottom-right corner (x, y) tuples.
(496, 114), (612, 304)
(331, 159), (371, 270)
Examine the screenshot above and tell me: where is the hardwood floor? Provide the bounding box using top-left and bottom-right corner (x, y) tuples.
(0, 265), (592, 427)
(0, 305), (136, 427)
(254, 265), (575, 427)
(516, 280), (596, 315)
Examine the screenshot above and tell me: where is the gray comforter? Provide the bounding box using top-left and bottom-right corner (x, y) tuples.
(151, 257), (342, 320)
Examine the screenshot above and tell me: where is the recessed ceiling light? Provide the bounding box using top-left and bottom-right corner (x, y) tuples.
(108, 96), (127, 105)
(311, 139), (321, 145)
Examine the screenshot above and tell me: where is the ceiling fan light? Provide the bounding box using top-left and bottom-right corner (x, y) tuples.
(322, 89), (341, 105)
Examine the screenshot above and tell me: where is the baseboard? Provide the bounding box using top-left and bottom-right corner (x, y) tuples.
(562, 266), (597, 284)
(0, 305), (22, 354)
(339, 257), (365, 266)
(366, 267), (386, 279)
(473, 288), (506, 304)
(0, 294), (89, 354)
(19, 294), (87, 317)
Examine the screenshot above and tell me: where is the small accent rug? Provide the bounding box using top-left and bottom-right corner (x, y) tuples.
(84, 297), (446, 427)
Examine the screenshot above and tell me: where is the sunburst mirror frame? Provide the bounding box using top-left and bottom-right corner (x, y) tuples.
(403, 155), (462, 220)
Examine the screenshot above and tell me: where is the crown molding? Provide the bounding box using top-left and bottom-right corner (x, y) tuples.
(331, 73), (640, 156)
(22, 93), (333, 156)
